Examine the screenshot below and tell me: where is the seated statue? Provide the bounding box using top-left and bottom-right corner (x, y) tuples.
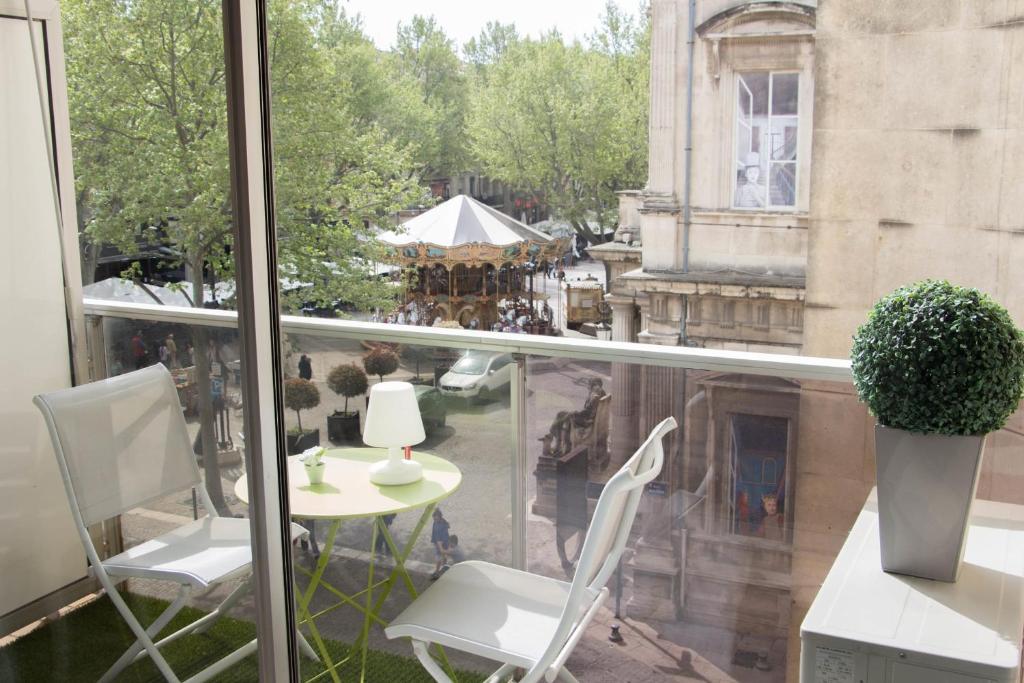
(539, 378), (607, 457)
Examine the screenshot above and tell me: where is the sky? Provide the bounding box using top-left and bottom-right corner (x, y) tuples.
(341, 0), (626, 51)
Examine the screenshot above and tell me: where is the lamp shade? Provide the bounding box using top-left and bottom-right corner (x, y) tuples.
(363, 382), (426, 448)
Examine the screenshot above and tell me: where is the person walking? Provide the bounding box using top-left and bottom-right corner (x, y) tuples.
(298, 354), (312, 381)
(165, 333), (178, 369)
(130, 330), (147, 369)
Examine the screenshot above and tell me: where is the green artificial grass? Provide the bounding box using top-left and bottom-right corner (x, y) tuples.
(0, 593), (485, 682)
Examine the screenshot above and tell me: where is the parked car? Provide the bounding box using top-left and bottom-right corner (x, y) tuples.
(438, 351), (514, 402)
(415, 384), (447, 431)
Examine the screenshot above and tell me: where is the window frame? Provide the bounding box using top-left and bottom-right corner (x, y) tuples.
(730, 70), (801, 212)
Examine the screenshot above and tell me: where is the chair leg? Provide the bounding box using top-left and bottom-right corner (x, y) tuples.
(411, 639), (454, 683)
(99, 581), (190, 683)
(192, 578), (250, 634)
(297, 629), (319, 661)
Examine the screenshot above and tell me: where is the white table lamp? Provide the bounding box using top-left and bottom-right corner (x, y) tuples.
(363, 381), (426, 485)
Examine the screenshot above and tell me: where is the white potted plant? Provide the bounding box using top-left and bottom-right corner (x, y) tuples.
(852, 280), (1024, 581)
(299, 446), (327, 485)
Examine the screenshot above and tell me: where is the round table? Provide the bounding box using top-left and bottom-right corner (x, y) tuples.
(233, 447), (461, 518)
(234, 448), (462, 683)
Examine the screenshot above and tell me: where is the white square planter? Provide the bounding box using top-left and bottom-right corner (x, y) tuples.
(875, 425), (986, 582)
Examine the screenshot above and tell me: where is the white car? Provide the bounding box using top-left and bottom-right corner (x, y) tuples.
(438, 352), (514, 402)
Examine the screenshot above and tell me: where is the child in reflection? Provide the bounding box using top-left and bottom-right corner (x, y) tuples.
(430, 508), (451, 580)
(757, 493), (785, 542)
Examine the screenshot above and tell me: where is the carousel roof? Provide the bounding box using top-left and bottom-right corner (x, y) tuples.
(379, 195), (552, 248)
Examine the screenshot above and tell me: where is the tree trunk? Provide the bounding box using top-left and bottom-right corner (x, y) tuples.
(570, 219), (602, 246)
(190, 262), (230, 516)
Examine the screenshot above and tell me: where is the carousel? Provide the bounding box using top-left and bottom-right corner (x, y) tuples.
(377, 195), (569, 332)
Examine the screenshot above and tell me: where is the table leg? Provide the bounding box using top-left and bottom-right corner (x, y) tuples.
(296, 518), (342, 683)
(359, 519), (379, 683)
(353, 506), (458, 681)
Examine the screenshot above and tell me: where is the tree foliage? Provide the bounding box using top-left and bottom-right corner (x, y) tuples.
(363, 346), (400, 383)
(327, 363), (368, 413)
(465, 3), (649, 244)
(284, 377), (321, 432)
(394, 15), (468, 177)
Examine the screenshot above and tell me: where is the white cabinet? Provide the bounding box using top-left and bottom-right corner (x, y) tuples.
(801, 491), (1024, 683)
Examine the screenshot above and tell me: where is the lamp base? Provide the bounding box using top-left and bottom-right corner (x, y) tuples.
(369, 457), (422, 486)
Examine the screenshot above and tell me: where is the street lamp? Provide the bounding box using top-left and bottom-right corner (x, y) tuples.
(525, 259), (537, 319)
(595, 301), (612, 341)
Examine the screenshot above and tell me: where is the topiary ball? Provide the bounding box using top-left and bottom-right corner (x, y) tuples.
(327, 364), (368, 398)
(284, 377), (321, 412)
(851, 280), (1024, 435)
(363, 346), (400, 380)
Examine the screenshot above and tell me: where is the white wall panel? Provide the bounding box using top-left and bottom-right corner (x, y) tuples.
(0, 15), (87, 619)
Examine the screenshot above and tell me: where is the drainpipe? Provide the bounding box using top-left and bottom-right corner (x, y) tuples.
(682, 0), (696, 274)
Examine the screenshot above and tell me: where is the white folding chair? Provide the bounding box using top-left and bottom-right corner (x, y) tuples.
(386, 416), (677, 683)
(34, 364), (312, 683)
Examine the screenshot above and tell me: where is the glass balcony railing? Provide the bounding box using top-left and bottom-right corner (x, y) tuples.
(8, 296), (1024, 681)
(0, 296), (868, 682)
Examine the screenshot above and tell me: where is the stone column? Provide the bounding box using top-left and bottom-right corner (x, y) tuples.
(629, 295), (684, 621)
(647, 0), (679, 196)
(607, 294), (640, 473)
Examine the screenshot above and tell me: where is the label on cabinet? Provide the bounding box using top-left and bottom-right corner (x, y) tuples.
(815, 646), (855, 683)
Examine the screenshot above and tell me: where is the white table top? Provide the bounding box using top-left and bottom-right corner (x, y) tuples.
(234, 447), (462, 520)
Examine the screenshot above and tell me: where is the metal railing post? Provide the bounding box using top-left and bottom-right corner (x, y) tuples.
(510, 354), (529, 570)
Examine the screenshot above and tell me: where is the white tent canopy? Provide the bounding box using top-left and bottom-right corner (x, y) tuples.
(82, 277), (192, 307)
(379, 194), (552, 248)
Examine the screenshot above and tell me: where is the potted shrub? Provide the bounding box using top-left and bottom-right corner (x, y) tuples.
(363, 346), (400, 384)
(326, 363), (367, 442)
(284, 377), (321, 454)
(402, 345), (433, 384)
(852, 280), (1024, 581)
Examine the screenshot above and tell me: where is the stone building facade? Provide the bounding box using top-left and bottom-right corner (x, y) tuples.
(591, 1), (1024, 680)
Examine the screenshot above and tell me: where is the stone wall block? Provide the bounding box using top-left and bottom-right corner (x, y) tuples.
(884, 31), (1004, 131)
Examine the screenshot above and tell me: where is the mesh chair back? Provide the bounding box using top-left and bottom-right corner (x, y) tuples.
(34, 365), (201, 527)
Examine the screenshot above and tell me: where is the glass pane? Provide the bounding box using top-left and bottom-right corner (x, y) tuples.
(771, 72), (799, 116)
(769, 163), (798, 207)
(280, 333), (514, 679)
(0, 2), (265, 680)
(739, 72), (769, 117)
(769, 117), (799, 161)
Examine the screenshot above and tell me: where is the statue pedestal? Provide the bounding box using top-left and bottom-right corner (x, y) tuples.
(628, 534), (680, 621)
(627, 491), (680, 621)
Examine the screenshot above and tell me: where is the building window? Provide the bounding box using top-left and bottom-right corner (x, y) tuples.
(729, 414), (790, 543)
(721, 299), (736, 327)
(688, 297), (703, 326)
(732, 71), (799, 211)
(755, 302), (770, 329)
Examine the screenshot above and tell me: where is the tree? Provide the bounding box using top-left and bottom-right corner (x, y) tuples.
(466, 5), (650, 245)
(394, 15), (468, 177)
(363, 346), (400, 383)
(402, 345), (433, 380)
(463, 21), (519, 73)
(327, 363), (368, 414)
(284, 378), (320, 433)
(62, 0), (425, 511)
